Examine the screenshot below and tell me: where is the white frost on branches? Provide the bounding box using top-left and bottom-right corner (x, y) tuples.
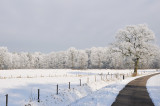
(0, 25), (160, 70)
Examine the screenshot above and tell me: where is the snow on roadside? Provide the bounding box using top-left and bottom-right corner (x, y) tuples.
(26, 80), (111, 106)
(70, 73), (159, 106)
(147, 73), (160, 106)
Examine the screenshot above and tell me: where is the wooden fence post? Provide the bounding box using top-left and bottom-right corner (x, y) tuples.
(57, 84), (58, 95)
(38, 89), (40, 102)
(123, 75), (125, 80)
(80, 79), (81, 86)
(69, 82), (70, 89)
(5, 94), (8, 106)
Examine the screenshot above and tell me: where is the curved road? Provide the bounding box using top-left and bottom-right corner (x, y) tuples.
(112, 73), (159, 106)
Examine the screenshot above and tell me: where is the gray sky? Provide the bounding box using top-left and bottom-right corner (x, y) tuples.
(0, 0), (160, 53)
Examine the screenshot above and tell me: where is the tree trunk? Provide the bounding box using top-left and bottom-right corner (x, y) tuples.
(134, 58), (139, 76)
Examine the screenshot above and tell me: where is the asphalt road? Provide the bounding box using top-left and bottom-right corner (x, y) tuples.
(112, 73), (159, 106)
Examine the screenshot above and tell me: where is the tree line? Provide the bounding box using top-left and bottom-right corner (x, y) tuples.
(0, 24), (159, 70)
(0, 46), (159, 70)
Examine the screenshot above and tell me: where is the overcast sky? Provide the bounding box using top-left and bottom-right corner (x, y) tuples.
(0, 0), (160, 53)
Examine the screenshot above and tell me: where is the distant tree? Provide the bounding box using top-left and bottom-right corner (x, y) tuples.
(77, 50), (88, 69)
(48, 52), (56, 69)
(12, 53), (21, 69)
(32, 52), (43, 69)
(111, 24), (156, 75)
(60, 51), (68, 69)
(18, 52), (30, 69)
(90, 47), (104, 68)
(85, 49), (91, 68)
(67, 47), (77, 69)
(108, 51), (124, 69)
(0, 47), (11, 69)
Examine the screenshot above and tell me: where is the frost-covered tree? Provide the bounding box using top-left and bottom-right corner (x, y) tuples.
(18, 52), (30, 69)
(47, 52), (56, 69)
(0, 42), (160, 70)
(32, 52), (43, 69)
(66, 47), (77, 69)
(90, 47), (107, 68)
(0, 47), (12, 69)
(148, 46), (160, 69)
(111, 24), (156, 75)
(12, 53), (21, 69)
(108, 51), (124, 69)
(76, 50), (88, 69)
(54, 52), (67, 69)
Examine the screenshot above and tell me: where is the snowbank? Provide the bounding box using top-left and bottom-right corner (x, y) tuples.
(147, 73), (160, 106)
(70, 74), (148, 106)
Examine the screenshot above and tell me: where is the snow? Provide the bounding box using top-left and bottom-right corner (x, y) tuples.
(0, 69), (133, 79)
(70, 73), (156, 106)
(0, 69), (158, 106)
(147, 73), (160, 106)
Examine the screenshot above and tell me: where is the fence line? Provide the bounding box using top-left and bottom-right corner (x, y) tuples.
(0, 70), (157, 105)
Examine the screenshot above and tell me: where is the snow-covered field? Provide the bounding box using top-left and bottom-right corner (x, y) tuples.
(0, 69), (135, 79)
(0, 69), (158, 106)
(147, 74), (160, 106)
